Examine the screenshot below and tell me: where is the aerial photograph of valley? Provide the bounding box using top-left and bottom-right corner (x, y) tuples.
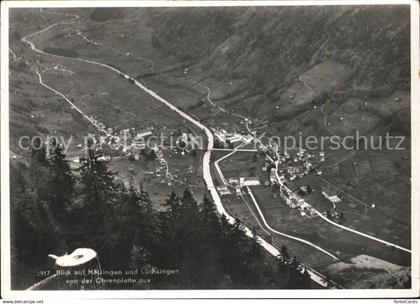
(3, 2), (416, 295)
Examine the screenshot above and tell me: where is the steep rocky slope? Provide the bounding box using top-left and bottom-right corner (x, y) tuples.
(149, 5), (410, 95)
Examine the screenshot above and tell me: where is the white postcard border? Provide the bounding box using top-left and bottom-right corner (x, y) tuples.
(1, 0), (419, 299)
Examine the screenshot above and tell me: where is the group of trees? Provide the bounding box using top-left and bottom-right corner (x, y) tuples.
(11, 143), (312, 289)
(277, 245), (312, 289)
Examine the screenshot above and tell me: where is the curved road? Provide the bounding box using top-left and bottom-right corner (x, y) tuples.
(296, 75), (410, 252)
(78, 31), (156, 71)
(21, 9), (285, 263)
(20, 10), (360, 288)
(321, 100), (339, 137)
(299, 73), (337, 138)
(213, 143), (341, 262)
(190, 79), (227, 113)
(213, 143), (246, 185)
(245, 186), (339, 260)
(33, 70), (106, 133)
(188, 78), (249, 121)
(299, 74), (317, 99)
(314, 210), (411, 253)
(270, 145), (411, 254)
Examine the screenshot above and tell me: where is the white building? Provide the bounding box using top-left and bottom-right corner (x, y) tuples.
(242, 177), (261, 186)
(214, 132), (226, 143)
(322, 190), (342, 203)
(226, 134), (243, 143)
(217, 186), (231, 196)
(135, 129), (152, 139)
(228, 178), (239, 185)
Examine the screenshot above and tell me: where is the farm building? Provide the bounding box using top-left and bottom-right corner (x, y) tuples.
(242, 177), (261, 186)
(135, 128), (153, 140)
(228, 178), (239, 185)
(217, 186), (231, 196)
(322, 188), (342, 203)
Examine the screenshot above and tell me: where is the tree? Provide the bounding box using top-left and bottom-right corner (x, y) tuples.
(196, 195), (223, 287)
(67, 158), (119, 266)
(277, 253), (288, 273)
(403, 273), (411, 288)
(280, 244), (290, 261)
(156, 190), (180, 266)
(287, 256), (302, 289)
(44, 144), (74, 221)
(338, 211), (346, 224)
(113, 185), (158, 270)
(156, 189), (205, 287)
(326, 209), (332, 219)
(199, 195), (222, 240)
(301, 269), (312, 288)
(31, 138), (48, 166)
(10, 151), (61, 273)
(11, 184), (58, 267)
(219, 218), (266, 288)
(323, 274), (333, 288)
(11, 151), (295, 290)
(174, 189), (203, 286)
(284, 256), (312, 289)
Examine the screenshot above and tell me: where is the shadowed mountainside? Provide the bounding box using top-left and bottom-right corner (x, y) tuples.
(148, 6), (410, 95)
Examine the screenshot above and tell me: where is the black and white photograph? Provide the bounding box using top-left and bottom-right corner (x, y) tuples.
(1, 0), (419, 299)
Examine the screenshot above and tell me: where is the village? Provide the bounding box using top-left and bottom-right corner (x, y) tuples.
(215, 132), (345, 223)
(62, 109), (346, 223)
(64, 113), (205, 188)
(212, 126), (254, 149)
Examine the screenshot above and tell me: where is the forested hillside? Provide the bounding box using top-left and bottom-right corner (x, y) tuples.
(11, 144), (311, 290)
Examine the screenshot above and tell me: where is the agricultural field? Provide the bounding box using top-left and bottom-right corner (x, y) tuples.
(288, 149), (411, 248)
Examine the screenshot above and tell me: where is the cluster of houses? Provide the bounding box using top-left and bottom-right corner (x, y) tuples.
(257, 147), (345, 219)
(216, 176), (261, 197)
(152, 146), (169, 177)
(262, 149), (326, 185)
(212, 127), (254, 148)
(282, 188), (318, 217)
(144, 162), (193, 188)
(217, 185), (232, 196)
(276, 177), (343, 220)
(87, 121), (203, 161)
(76, 120), (205, 189)
(81, 115), (108, 135)
(321, 188), (342, 204)
(92, 126), (155, 158)
(211, 123), (347, 222)
(271, 177), (344, 221)
(176, 132), (201, 155)
(321, 187), (345, 222)
(211, 121), (347, 222)
(118, 127), (153, 153)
